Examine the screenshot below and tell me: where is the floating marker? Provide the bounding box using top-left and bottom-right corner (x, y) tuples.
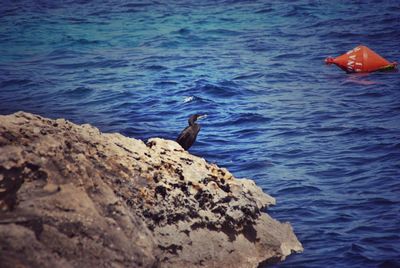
(325, 45), (397, 73)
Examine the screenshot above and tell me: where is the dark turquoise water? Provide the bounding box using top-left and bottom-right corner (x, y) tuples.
(1, 1), (400, 267)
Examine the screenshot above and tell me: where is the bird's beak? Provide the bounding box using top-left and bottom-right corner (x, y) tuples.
(198, 114), (207, 120)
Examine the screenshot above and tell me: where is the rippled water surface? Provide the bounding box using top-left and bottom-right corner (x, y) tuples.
(1, 1), (400, 267)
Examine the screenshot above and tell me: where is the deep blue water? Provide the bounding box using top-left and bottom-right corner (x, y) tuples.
(1, 1), (400, 267)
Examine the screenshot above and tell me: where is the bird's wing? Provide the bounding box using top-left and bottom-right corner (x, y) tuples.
(176, 126), (191, 143)
(176, 124), (200, 150)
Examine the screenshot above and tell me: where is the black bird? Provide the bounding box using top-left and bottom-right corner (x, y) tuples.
(176, 114), (206, 150)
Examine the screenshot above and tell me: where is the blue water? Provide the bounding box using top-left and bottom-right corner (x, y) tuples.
(1, 1), (400, 267)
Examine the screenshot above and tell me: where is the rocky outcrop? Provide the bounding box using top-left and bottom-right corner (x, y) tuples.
(0, 112), (302, 267)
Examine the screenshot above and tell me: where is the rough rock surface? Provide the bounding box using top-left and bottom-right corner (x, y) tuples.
(0, 112), (302, 267)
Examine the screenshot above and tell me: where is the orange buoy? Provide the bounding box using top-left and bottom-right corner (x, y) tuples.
(325, 45), (397, 73)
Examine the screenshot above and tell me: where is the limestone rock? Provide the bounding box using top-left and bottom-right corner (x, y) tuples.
(0, 112), (302, 267)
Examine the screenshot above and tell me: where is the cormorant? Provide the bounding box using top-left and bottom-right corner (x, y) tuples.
(176, 114), (206, 150)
